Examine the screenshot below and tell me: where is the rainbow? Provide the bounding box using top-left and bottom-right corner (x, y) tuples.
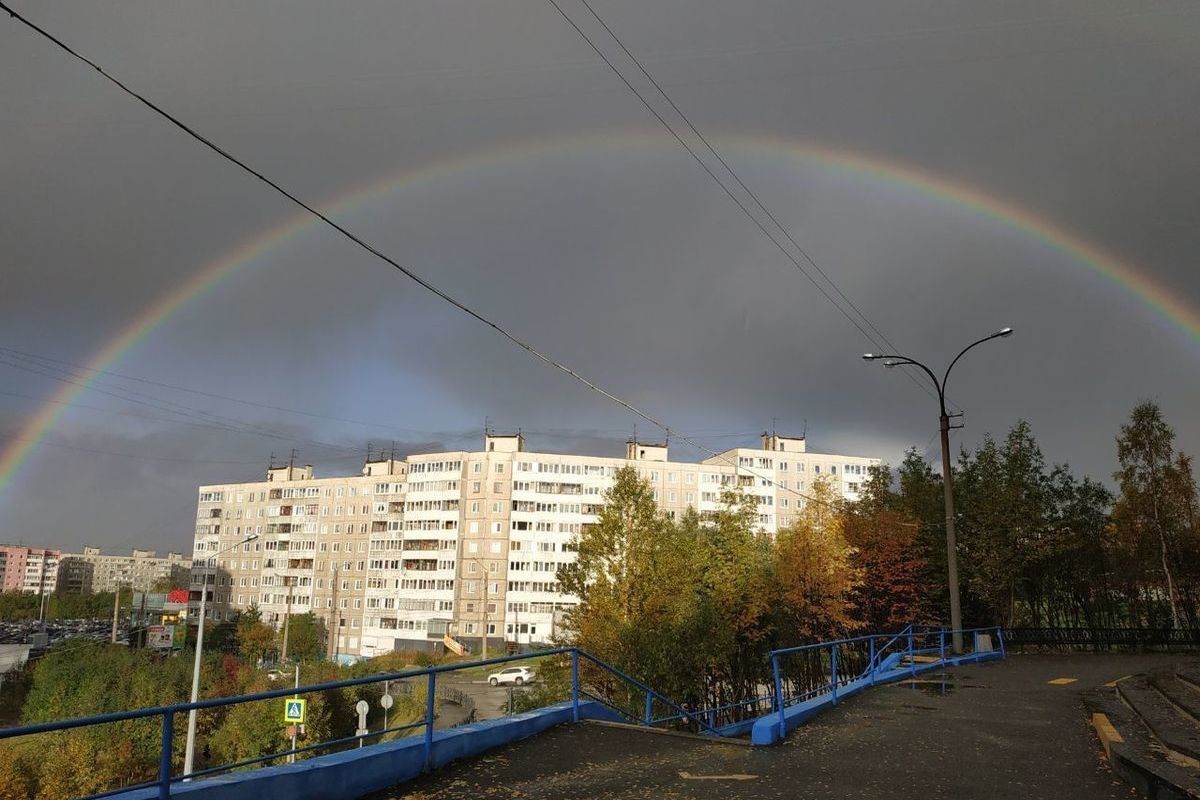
(2, 131), (1195, 496)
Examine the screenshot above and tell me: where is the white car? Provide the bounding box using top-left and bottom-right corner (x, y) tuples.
(488, 666), (536, 686)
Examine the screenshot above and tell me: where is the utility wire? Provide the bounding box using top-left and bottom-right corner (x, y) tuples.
(546, 0), (952, 409)
(0, 353), (365, 456)
(0, 3), (869, 514)
(0, 345), (432, 436)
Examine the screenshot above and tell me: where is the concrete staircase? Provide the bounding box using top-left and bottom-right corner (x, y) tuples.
(1086, 663), (1200, 798)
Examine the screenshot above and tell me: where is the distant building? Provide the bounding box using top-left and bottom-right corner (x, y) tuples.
(192, 432), (880, 661)
(57, 547), (192, 593)
(0, 545), (61, 594)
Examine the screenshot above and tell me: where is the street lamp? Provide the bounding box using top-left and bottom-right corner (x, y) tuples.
(863, 327), (1012, 654)
(183, 532), (259, 778)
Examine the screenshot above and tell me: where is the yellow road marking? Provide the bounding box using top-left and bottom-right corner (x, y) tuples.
(1104, 675), (1132, 688)
(678, 772), (757, 781)
(1048, 677), (1078, 685)
(1091, 712), (1124, 759)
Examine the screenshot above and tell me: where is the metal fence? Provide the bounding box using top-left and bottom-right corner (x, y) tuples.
(0, 646), (718, 800)
(1003, 627), (1200, 651)
(768, 625), (1005, 735)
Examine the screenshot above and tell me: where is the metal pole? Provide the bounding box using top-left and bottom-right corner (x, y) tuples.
(424, 671), (436, 770)
(830, 646), (838, 705)
(481, 566), (488, 662)
(281, 583), (292, 664)
(111, 582), (121, 644)
(869, 638), (876, 686)
(570, 650), (580, 723)
(159, 711), (173, 800)
(940, 412), (964, 654)
(288, 665), (299, 762)
(183, 562), (209, 778)
(772, 653), (786, 738)
(644, 690), (652, 725)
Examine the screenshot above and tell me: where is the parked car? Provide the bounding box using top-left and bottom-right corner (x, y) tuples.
(488, 666), (536, 686)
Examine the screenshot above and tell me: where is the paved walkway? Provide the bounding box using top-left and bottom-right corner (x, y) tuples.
(378, 653), (1179, 799)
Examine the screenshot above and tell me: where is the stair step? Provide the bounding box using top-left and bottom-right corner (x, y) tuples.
(1150, 671), (1200, 726)
(1118, 676), (1200, 763)
(1085, 688), (1200, 799)
(899, 654), (942, 664)
(1178, 663), (1200, 692)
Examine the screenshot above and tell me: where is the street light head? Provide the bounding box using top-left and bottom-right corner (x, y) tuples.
(883, 360), (900, 369)
(862, 353), (877, 361)
(997, 327), (1013, 338)
(244, 533), (260, 542)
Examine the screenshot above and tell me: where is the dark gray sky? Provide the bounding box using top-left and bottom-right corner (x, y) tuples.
(1, 1), (1197, 553)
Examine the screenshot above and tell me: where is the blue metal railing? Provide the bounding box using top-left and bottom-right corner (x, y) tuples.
(768, 625), (1005, 738)
(0, 646), (722, 800)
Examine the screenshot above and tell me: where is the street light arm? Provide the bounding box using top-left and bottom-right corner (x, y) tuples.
(870, 354), (944, 409)
(941, 329), (1013, 394)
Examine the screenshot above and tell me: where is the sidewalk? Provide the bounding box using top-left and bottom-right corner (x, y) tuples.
(378, 653), (1180, 799)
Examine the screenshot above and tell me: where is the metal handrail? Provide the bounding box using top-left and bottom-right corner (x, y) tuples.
(0, 645), (720, 799)
(0, 647), (577, 739)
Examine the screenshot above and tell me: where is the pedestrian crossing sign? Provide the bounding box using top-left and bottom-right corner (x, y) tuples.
(283, 698), (306, 723)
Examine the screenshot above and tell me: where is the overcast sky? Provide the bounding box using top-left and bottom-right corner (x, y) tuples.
(1, 0), (1197, 553)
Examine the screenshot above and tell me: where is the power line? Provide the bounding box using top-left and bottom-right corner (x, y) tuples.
(0, 345), (434, 436)
(545, 0), (950, 408)
(0, 4), (866, 514)
(0, 352), (365, 457)
(0, 429), (292, 466)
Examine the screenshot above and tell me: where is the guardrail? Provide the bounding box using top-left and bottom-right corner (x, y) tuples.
(1003, 627), (1200, 651)
(0, 646), (717, 799)
(765, 625), (1005, 742)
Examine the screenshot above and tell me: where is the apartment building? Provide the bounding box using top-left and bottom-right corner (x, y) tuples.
(0, 545), (61, 594)
(57, 547), (192, 593)
(191, 433), (879, 661)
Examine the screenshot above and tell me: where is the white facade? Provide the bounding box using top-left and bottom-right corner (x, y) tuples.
(192, 433), (879, 659)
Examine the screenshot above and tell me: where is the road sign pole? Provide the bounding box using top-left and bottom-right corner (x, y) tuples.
(288, 666), (299, 763)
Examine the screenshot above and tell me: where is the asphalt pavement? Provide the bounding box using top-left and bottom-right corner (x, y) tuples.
(378, 653), (1175, 800)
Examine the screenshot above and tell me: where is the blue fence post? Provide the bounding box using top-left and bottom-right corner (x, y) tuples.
(830, 646), (838, 705)
(423, 671), (436, 770)
(571, 649), (580, 723)
(868, 637), (876, 686)
(159, 711), (173, 800)
(939, 628), (946, 664)
(644, 690), (652, 726)
(998, 626), (1006, 659)
(907, 630), (915, 676)
(772, 653), (786, 738)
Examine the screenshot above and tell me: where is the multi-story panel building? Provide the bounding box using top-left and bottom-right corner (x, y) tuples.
(56, 547), (192, 593)
(0, 545), (61, 594)
(192, 433), (878, 661)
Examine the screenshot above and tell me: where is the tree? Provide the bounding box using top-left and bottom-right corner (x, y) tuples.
(1112, 402), (1194, 627)
(772, 479), (861, 639)
(287, 613), (327, 663)
(235, 605), (277, 665)
(843, 503), (926, 631)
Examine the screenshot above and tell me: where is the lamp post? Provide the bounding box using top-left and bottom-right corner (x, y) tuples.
(863, 327), (1013, 654)
(183, 532), (259, 778)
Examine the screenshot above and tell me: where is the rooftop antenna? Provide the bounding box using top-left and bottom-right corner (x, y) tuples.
(390, 440), (397, 462)
(772, 417), (778, 438)
(485, 415), (491, 437)
(801, 419), (808, 440)
(268, 451), (276, 471)
(367, 442), (374, 463)
(288, 448), (296, 471)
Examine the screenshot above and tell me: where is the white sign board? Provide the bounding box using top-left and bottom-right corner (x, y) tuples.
(147, 625), (174, 650)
